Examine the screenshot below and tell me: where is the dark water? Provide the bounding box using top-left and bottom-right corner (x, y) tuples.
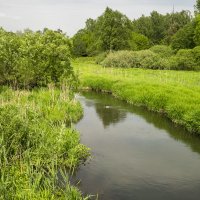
(74, 92), (200, 200)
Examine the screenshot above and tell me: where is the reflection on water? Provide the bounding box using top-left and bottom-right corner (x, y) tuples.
(95, 103), (127, 128)
(74, 92), (200, 200)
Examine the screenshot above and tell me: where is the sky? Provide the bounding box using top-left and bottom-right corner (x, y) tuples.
(0, 0), (196, 36)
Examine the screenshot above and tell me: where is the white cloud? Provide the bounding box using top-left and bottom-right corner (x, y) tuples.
(0, 12), (6, 18)
(0, 12), (21, 20)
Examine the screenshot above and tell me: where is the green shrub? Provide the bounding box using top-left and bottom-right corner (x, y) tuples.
(95, 52), (109, 64)
(102, 50), (164, 69)
(135, 50), (161, 69)
(150, 45), (174, 57)
(101, 47), (200, 71)
(0, 28), (76, 89)
(192, 46), (200, 69)
(102, 51), (138, 68)
(170, 49), (196, 70)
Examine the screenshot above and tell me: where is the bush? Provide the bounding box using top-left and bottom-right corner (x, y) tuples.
(150, 45), (174, 57)
(169, 49), (197, 70)
(102, 50), (165, 69)
(95, 52), (109, 64)
(135, 50), (161, 69)
(101, 47), (200, 71)
(0, 28), (76, 89)
(102, 51), (138, 68)
(192, 46), (200, 69)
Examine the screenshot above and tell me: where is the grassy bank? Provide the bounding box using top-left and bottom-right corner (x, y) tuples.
(0, 87), (90, 199)
(73, 57), (200, 135)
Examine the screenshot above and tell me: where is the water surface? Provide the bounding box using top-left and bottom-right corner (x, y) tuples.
(74, 92), (200, 200)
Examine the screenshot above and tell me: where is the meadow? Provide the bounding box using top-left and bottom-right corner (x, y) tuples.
(0, 86), (90, 199)
(73, 57), (200, 135)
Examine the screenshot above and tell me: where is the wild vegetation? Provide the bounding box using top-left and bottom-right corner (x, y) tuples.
(72, 0), (200, 71)
(101, 46), (200, 70)
(0, 0), (200, 198)
(70, 1), (200, 135)
(72, 7), (193, 57)
(0, 28), (75, 89)
(0, 29), (90, 199)
(0, 87), (90, 199)
(73, 58), (200, 135)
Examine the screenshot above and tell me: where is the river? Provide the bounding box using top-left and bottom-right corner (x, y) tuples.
(74, 91), (200, 200)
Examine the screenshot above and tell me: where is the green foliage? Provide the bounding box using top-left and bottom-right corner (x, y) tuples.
(150, 45), (174, 57)
(171, 21), (195, 50)
(133, 10), (192, 45)
(102, 50), (163, 69)
(135, 50), (161, 69)
(101, 46), (200, 71)
(0, 28), (75, 89)
(195, 0), (200, 13)
(72, 19), (100, 56)
(129, 32), (150, 50)
(73, 58), (200, 134)
(0, 88), (90, 199)
(169, 47), (200, 70)
(194, 14), (200, 46)
(102, 51), (138, 68)
(72, 30), (88, 56)
(72, 6), (194, 56)
(72, 7), (133, 56)
(163, 10), (192, 44)
(96, 7), (132, 51)
(170, 49), (196, 70)
(95, 52), (109, 64)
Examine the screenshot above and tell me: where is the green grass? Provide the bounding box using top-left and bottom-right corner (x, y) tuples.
(73, 57), (200, 135)
(0, 86), (90, 199)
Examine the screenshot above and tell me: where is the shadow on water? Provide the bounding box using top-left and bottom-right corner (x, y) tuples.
(81, 91), (200, 155)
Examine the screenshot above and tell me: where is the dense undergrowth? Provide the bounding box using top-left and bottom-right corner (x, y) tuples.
(101, 46), (200, 71)
(0, 86), (90, 199)
(73, 58), (200, 135)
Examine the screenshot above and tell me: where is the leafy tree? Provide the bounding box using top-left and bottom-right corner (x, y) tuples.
(194, 14), (200, 45)
(72, 29), (88, 56)
(164, 10), (192, 44)
(96, 7), (132, 51)
(0, 29), (21, 86)
(171, 21), (195, 50)
(0, 28), (75, 89)
(150, 11), (166, 44)
(129, 32), (150, 50)
(72, 19), (100, 56)
(133, 10), (192, 45)
(195, 0), (200, 14)
(132, 15), (153, 41)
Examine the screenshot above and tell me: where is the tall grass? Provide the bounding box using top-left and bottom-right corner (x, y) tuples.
(0, 86), (90, 199)
(73, 58), (200, 135)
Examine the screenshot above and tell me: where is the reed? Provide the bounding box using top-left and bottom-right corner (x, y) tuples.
(0, 87), (90, 199)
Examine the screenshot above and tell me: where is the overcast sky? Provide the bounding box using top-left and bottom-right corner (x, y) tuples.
(0, 0), (196, 36)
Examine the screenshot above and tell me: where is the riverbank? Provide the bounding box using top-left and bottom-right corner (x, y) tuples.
(0, 87), (90, 199)
(73, 58), (200, 135)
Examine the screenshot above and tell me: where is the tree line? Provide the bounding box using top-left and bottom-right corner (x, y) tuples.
(72, 0), (200, 57)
